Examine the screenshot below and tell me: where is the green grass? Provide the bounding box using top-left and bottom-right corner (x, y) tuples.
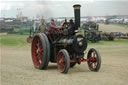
(0, 34), (128, 46)
(13, 27), (36, 35)
(88, 39), (128, 45)
(112, 24), (128, 28)
(13, 27), (30, 32)
(13, 27), (31, 35)
(0, 34), (29, 46)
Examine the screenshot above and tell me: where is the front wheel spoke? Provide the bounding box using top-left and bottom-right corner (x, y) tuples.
(60, 63), (65, 67)
(92, 52), (95, 57)
(94, 58), (97, 62)
(62, 57), (65, 62)
(94, 57), (97, 62)
(59, 58), (65, 66)
(34, 46), (38, 51)
(60, 62), (65, 68)
(94, 52), (96, 57)
(89, 57), (92, 61)
(89, 57), (93, 62)
(91, 53), (93, 57)
(90, 62), (93, 69)
(60, 58), (64, 63)
(92, 63), (95, 68)
(93, 62), (97, 68)
(90, 56), (96, 62)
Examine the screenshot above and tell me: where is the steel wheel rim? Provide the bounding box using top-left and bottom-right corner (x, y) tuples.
(87, 51), (97, 70)
(57, 52), (66, 72)
(32, 36), (43, 68)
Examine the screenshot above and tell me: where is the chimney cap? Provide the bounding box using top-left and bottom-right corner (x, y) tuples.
(73, 4), (81, 9)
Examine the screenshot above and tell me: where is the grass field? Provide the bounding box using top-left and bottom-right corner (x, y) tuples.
(0, 34), (29, 46)
(0, 34), (128, 46)
(0, 33), (128, 57)
(114, 24), (128, 28)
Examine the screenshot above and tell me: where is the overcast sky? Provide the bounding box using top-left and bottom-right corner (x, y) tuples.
(0, 0), (128, 18)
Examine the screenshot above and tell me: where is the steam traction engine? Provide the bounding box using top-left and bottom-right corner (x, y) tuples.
(31, 5), (101, 73)
(82, 21), (102, 42)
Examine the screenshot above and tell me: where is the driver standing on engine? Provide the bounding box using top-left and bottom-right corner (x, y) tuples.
(38, 19), (47, 33)
(48, 19), (59, 33)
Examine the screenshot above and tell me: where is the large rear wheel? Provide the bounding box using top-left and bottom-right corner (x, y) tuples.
(41, 33), (50, 68)
(87, 48), (101, 72)
(31, 33), (49, 69)
(57, 49), (70, 74)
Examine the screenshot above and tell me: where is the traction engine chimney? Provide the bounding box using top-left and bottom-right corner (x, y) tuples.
(73, 4), (81, 28)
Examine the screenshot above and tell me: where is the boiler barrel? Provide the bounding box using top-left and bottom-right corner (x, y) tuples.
(55, 39), (73, 45)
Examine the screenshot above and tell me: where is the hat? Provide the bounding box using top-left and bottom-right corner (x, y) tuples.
(51, 19), (54, 21)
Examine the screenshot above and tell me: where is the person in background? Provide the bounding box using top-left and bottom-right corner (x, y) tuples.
(68, 19), (76, 35)
(62, 19), (69, 28)
(48, 19), (59, 32)
(38, 19), (47, 33)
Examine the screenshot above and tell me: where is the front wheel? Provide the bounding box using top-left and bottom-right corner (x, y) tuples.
(87, 48), (101, 72)
(57, 49), (70, 74)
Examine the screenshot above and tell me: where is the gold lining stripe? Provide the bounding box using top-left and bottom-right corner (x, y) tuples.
(74, 6), (81, 9)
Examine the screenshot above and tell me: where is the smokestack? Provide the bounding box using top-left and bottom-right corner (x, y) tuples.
(73, 4), (81, 28)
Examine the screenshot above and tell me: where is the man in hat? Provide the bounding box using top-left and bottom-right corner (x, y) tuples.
(48, 19), (59, 33)
(38, 19), (47, 33)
